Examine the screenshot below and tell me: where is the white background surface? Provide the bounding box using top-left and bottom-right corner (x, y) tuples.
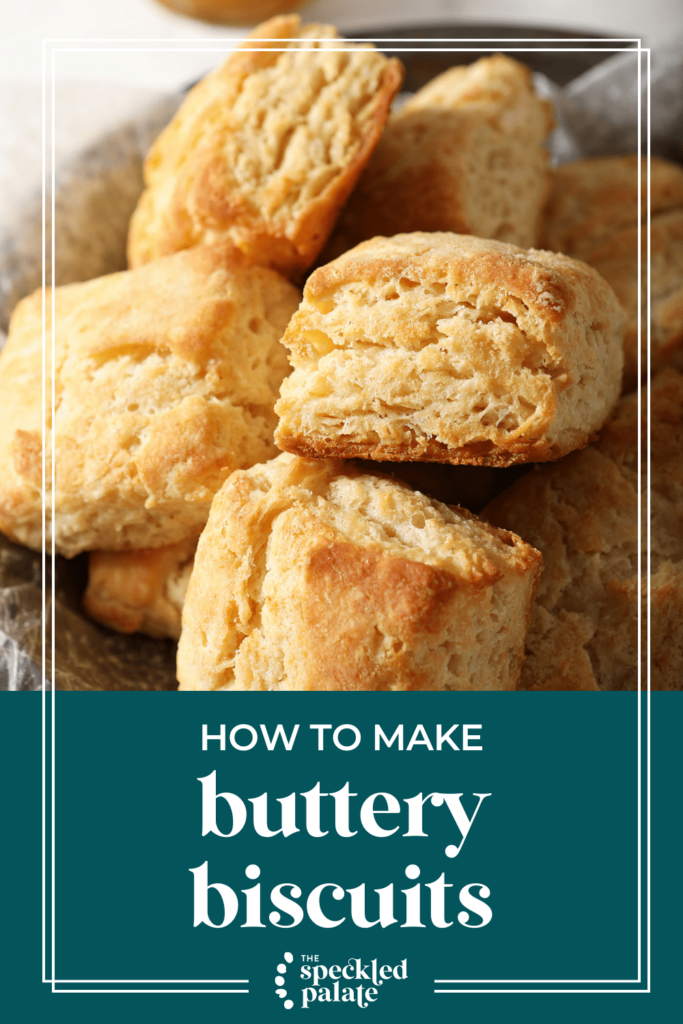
(3, 1), (683, 86)
(5, 1), (683, 86)
(1, 0), (682, 236)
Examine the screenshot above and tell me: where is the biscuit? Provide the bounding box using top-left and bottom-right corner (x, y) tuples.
(127, 15), (403, 277)
(323, 54), (553, 256)
(0, 243), (300, 556)
(484, 369), (683, 691)
(83, 537), (197, 639)
(176, 453), (542, 691)
(274, 232), (627, 468)
(0, 289), (46, 553)
(589, 209), (683, 387)
(541, 155), (683, 263)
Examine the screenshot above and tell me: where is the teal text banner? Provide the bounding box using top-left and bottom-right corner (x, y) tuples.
(2, 692), (678, 1022)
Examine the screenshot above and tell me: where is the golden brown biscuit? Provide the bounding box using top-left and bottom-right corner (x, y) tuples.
(127, 15), (403, 277)
(324, 54), (553, 257)
(484, 369), (683, 691)
(541, 155), (683, 264)
(176, 453), (542, 691)
(0, 243), (300, 557)
(590, 209), (683, 387)
(542, 157), (683, 389)
(274, 232), (626, 468)
(83, 537), (197, 639)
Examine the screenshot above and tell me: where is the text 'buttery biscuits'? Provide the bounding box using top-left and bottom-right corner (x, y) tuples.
(176, 453), (542, 691)
(275, 232), (627, 468)
(127, 15), (403, 277)
(0, 243), (300, 557)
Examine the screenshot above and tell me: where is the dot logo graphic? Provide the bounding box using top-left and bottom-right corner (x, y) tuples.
(275, 951), (295, 1010)
(273, 953), (409, 1009)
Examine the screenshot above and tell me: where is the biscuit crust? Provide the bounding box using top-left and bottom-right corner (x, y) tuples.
(324, 54), (553, 257)
(275, 232), (626, 467)
(0, 243), (300, 556)
(127, 15), (403, 277)
(83, 538), (197, 639)
(176, 453), (542, 691)
(484, 369), (683, 691)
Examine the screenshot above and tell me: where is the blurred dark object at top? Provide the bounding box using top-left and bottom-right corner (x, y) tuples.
(346, 24), (628, 87)
(153, 0), (307, 26)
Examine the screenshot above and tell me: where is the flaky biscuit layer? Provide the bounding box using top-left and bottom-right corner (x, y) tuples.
(275, 232), (626, 467)
(127, 15), (403, 277)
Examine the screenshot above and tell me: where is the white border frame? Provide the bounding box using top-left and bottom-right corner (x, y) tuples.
(40, 32), (651, 999)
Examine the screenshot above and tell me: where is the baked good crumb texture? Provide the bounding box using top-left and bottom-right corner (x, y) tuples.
(275, 232), (626, 467)
(127, 15), (403, 278)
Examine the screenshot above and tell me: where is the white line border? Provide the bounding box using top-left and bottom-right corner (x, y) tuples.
(40, 33), (650, 997)
(54, 989), (249, 994)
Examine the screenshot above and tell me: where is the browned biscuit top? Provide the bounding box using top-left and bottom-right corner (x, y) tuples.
(0, 242), (300, 556)
(177, 452), (542, 691)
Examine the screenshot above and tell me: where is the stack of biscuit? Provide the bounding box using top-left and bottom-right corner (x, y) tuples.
(0, 14), (678, 691)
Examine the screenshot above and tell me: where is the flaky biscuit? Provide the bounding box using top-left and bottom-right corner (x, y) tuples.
(83, 538), (197, 639)
(484, 369), (683, 691)
(127, 15), (403, 277)
(176, 453), (541, 691)
(0, 243), (300, 556)
(274, 232), (626, 467)
(541, 155), (683, 263)
(590, 209), (683, 387)
(324, 54), (552, 256)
